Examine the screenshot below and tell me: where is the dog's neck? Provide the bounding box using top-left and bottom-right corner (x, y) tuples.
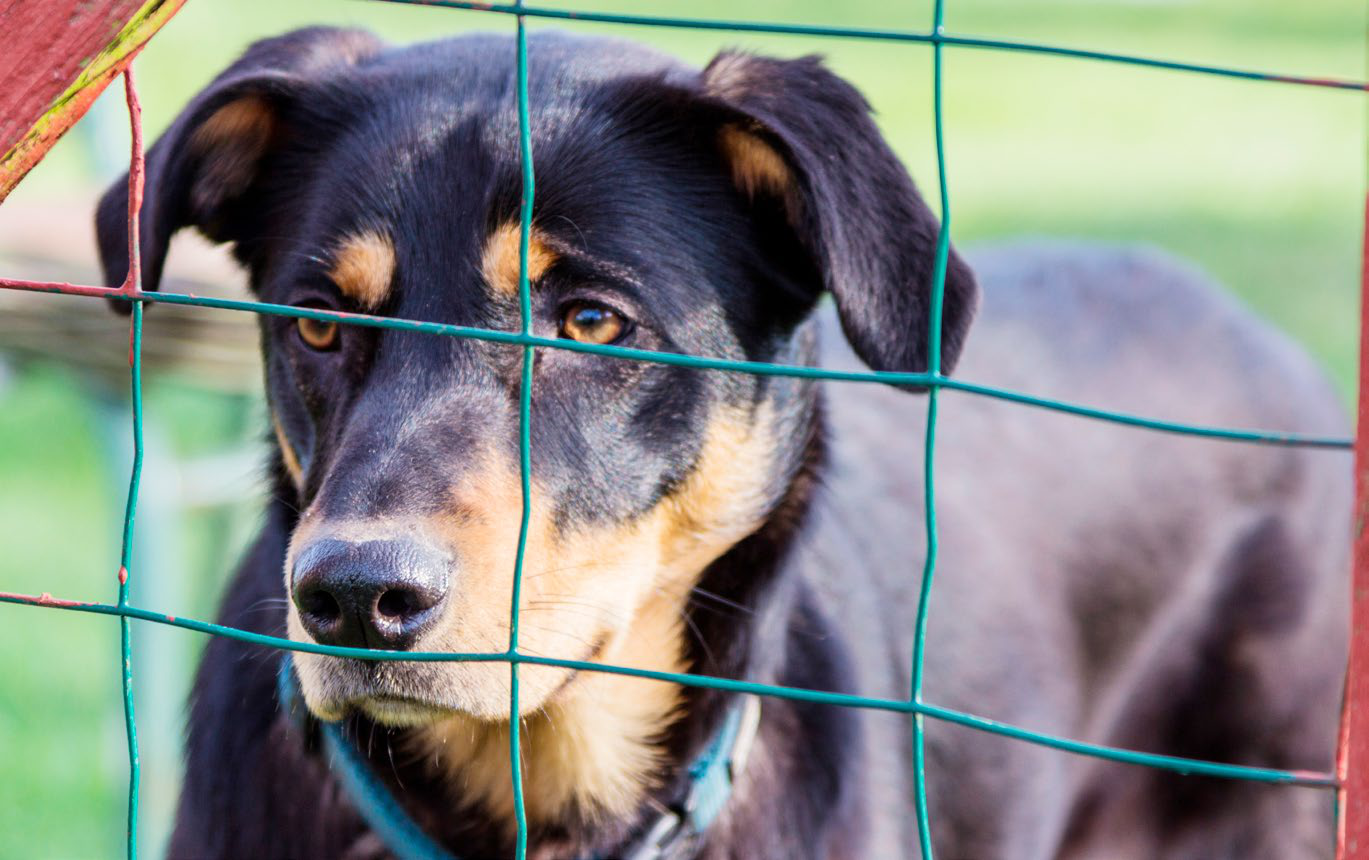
(406, 583), (691, 835)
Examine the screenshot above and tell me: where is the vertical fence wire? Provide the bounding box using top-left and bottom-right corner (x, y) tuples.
(508, 2), (536, 857)
(116, 67), (146, 860)
(909, 0), (954, 856)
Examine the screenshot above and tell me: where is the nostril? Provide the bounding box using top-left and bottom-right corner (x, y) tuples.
(376, 588), (422, 622)
(299, 587), (341, 626)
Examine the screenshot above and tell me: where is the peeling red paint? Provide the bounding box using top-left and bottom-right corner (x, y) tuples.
(0, 590), (94, 609)
(1264, 73), (1369, 92)
(118, 566), (128, 585)
(120, 69), (144, 296)
(0, 277), (124, 298)
(0, 1), (185, 201)
(1335, 193), (1369, 860)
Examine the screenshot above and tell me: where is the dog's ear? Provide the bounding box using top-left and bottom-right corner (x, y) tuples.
(702, 52), (978, 375)
(95, 27), (383, 304)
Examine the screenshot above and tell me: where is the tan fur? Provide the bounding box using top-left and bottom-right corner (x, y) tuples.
(329, 231), (395, 310)
(405, 405), (777, 826)
(412, 599), (687, 829)
(717, 125), (801, 224)
(190, 96), (276, 203)
(273, 415), (303, 488)
(283, 404), (777, 827)
(702, 54), (755, 103)
(480, 221), (557, 296)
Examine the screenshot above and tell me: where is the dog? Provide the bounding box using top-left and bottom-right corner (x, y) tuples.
(95, 26), (1351, 859)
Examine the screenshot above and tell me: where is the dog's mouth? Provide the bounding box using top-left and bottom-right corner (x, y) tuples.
(299, 634), (613, 726)
(355, 693), (453, 727)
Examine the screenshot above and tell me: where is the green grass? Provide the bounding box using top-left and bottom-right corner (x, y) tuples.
(0, 369), (124, 859)
(0, 0), (1361, 856)
(0, 366), (259, 859)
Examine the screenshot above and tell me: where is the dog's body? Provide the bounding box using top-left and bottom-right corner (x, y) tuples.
(96, 29), (1348, 859)
(818, 243), (1348, 859)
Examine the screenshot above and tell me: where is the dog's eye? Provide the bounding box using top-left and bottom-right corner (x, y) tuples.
(296, 315), (340, 351)
(559, 302), (626, 345)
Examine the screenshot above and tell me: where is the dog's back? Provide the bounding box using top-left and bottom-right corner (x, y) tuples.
(806, 241), (1349, 858)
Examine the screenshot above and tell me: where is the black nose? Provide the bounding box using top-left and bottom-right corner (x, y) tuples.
(291, 538), (449, 650)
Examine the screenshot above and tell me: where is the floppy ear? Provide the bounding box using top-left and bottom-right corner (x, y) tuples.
(95, 27), (383, 304)
(702, 52), (979, 375)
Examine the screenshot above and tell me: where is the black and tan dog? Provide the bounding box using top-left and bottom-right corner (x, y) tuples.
(96, 27), (1351, 859)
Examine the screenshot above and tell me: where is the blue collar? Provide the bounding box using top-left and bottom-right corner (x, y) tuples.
(277, 654), (759, 860)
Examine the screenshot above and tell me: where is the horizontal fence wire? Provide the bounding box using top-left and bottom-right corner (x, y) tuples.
(374, 0), (1369, 91)
(0, 593), (1342, 790)
(0, 3), (1364, 859)
(0, 284), (1351, 450)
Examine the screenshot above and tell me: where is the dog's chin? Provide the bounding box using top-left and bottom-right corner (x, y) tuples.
(301, 687), (471, 727)
(305, 685), (556, 728)
(356, 696), (454, 727)
(302, 679), (502, 727)
(294, 653), (577, 726)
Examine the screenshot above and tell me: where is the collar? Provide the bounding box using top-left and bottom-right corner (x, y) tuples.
(277, 654), (760, 860)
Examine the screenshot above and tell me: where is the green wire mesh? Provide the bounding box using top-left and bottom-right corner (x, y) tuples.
(0, 4), (1365, 859)
(910, 3), (953, 851)
(509, 5), (536, 854)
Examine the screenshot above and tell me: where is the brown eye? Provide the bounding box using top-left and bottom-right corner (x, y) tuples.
(559, 302), (626, 345)
(297, 316), (340, 351)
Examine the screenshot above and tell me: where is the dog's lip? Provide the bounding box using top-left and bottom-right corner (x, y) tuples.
(358, 691), (441, 709)
(311, 632), (614, 722)
(308, 660), (457, 721)
(355, 693), (453, 725)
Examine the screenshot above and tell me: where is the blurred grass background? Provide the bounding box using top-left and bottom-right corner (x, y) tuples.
(0, 0), (1363, 856)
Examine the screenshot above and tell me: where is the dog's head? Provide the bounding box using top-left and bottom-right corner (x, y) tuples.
(97, 28), (977, 725)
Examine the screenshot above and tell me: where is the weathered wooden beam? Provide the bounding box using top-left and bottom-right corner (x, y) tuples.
(0, 0), (186, 202)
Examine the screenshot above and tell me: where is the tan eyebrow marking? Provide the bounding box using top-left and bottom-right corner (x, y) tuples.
(718, 124), (801, 224)
(193, 96), (276, 153)
(329, 231), (396, 310)
(481, 221), (558, 296)
(189, 95), (277, 205)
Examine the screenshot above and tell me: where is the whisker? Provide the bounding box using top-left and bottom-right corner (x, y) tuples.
(387, 731), (406, 791)
(524, 596), (630, 618)
(507, 622), (601, 651)
(688, 586), (756, 616)
(269, 492), (303, 516)
(520, 605), (628, 630)
(241, 597), (292, 617)
(516, 557), (639, 581)
(681, 609), (716, 668)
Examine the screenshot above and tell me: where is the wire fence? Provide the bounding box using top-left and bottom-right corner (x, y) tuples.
(0, 2), (1365, 858)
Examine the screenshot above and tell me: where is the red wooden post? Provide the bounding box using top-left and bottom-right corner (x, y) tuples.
(1337, 194), (1369, 859)
(0, 0), (186, 203)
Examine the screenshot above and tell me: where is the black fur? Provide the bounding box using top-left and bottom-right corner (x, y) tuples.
(94, 26), (1348, 860)
(96, 27), (966, 860)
